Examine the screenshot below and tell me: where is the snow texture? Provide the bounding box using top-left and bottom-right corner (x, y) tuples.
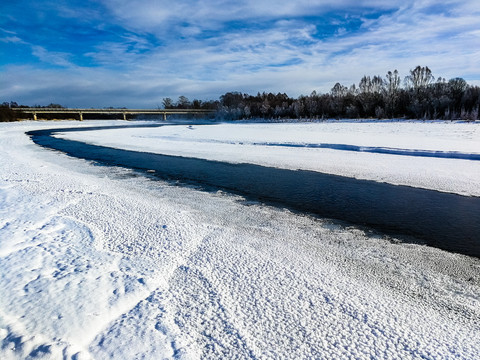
(1, 120), (480, 359)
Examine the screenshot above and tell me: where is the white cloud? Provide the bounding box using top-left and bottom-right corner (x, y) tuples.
(99, 0), (401, 34)
(0, 27), (18, 35)
(31, 46), (74, 67)
(2, 0), (479, 105)
(0, 36), (24, 44)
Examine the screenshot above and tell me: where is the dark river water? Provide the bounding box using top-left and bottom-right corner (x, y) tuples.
(28, 125), (480, 258)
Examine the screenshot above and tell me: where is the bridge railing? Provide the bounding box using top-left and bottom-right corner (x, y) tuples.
(12, 108), (216, 121)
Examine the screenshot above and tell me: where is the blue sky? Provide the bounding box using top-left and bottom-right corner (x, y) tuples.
(1, 0), (479, 107)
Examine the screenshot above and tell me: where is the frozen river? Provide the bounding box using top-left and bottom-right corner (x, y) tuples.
(30, 124), (480, 257)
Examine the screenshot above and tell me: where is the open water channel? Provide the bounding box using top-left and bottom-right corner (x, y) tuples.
(28, 124), (480, 258)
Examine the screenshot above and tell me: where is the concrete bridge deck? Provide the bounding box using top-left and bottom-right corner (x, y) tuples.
(12, 108), (215, 121)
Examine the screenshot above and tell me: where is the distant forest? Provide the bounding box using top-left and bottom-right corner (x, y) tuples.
(2, 66), (479, 122)
(164, 66), (480, 121)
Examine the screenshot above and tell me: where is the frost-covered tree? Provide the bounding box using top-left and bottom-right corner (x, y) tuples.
(405, 66), (434, 91)
(201, 66), (479, 120)
(385, 70), (401, 117)
(331, 83), (348, 98)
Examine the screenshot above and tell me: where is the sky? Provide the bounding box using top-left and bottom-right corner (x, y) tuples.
(1, 0), (479, 108)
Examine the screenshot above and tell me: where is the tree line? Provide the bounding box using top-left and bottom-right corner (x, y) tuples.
(2, 66), (479, 121)
(214, 66), (479, 120)
(0, 102), (68, 122)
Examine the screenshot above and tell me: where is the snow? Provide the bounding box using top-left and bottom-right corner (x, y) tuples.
(57, 120), (480, 196)
(1, 120), (480, 359)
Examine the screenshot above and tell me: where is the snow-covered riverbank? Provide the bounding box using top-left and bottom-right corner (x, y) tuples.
(58, 120), (480, 196)
(1, 120), (480, 359)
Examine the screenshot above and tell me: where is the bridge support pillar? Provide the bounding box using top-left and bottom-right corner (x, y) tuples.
(123, 112), (127, 121)
(33, 112), (37, 121)
(163, 112), (167, 121)
(79, 112), (83, 121)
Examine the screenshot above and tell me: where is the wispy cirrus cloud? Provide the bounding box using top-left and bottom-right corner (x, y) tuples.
(31, 46), (75, 67)
(0, 36), (24, 44)
(0, 0), (479, 107)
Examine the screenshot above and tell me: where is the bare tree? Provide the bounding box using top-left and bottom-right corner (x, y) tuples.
(405, 66), (434, 91)
(331, 83), (348, 97)
(177, 96), (191, 108)
(162, 97), (173, 109)
(385, 70), (401, 117)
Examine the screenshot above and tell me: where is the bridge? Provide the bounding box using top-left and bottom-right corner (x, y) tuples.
(12, 108), (215, 121)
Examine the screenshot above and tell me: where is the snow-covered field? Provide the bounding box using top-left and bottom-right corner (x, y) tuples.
(1, 120), (480, 359)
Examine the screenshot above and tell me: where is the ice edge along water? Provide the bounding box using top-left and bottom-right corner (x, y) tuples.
(57, 120), (480, 197)
(1, 120), (480, 360)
